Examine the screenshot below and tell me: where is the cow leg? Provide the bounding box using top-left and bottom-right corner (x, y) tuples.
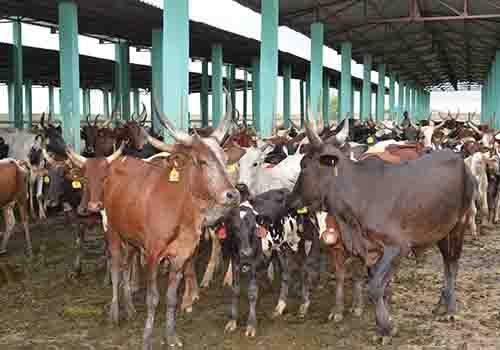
(272, 252), (289, 318)
(480, 190), (489, 228)
(469, 200), (478, 237)
(18, 202), (33, 258)
(106, 230), (122, 325)
(223, 260), (233, 286)
(122, 245), (137, 321)
(495, 190), (500, 223)
(224, 256), (240, 333)
(201, 228), (221, 288)
(142, 257), (159, 350)
(245, 267), (259, 337)
(0, 206), (16, 255)
(367, 246), (400, 339)
(434, 219), (466, 319)
(36, 177), (47, 220)
(71, 222), (85, 277)
(29, 175), (36, 219)
(130, 251), (141, 294)
(350, 257), (366, 317)
(102, 241), (112, 287)
(164, 269), (183, 348)
(328, 246), (346, 322)
(299, 233), (320, 318)
(180, 257), (199, 313)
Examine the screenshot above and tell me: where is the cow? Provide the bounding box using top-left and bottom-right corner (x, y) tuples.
(485, 154), (500, 224)
(290, 119), (474, 343)
(223, 187), (320, 337)
(465, 152), (489, 236)
(0, 159), (32, 257)
(65, 98), (240, 350)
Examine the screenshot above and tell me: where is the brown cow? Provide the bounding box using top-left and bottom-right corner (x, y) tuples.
(65, 102), (240, 350)
(0, 159), (32, 257)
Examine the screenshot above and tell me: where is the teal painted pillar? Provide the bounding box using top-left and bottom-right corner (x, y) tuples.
(115, 42), (131, 120)
(495, 51), (500, 128)
(211, 44), (223, 127)
(259, 0), (279, 137)
(351, 87), (355, 118)
(8, 82), (13, 124)
(151, 28), (163, 134)
(48, 85), (55, 116)
(201, 60), (209, 127)
(251, 57), (260, 129)
(413, 87), (418, 120)
(322, 74), (330, 125)
(299, 80), (305, 127)
(404, 83), (410, 118)
(163, 0), (189, 134)
(133, 88), (140, 115)
(230, 65), (236, 118)
(340, 42), (352, 119)
(310, 22), (324, 119)
(83, 89), (90, 116)
(337, 79), (342, 120)
(59, 0), (81, 151)
(376, 64), (386, 121)
(361, 54), (372, 121)
(306, 71), (311, 116)
(243, 70), (248, 124)
(398, 79), (404, 119)
(12, 20), (23, 129)
(482, 83), (486, 123)
(358, 89), (363, 120)
(389, 72), (396, 119)
(283, 64), (292, 128)
(102, 88), (110, 118)
(25, 80), (32, 128)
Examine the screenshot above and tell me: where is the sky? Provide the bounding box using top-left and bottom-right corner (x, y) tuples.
(0, 0), (481, 116)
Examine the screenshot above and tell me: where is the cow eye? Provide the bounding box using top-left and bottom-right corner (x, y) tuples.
(252, 162), (258, 167)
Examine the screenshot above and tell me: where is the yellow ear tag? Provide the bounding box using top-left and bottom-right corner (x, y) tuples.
(226, 164), (237, 173)
(367, 136), (374, 144)
(72, 180), (82, 189)
(169, 167), (180, 182)
(43, 176), (50, 184)
(297, 207), (308, 215)
(333, 160), (338, 177)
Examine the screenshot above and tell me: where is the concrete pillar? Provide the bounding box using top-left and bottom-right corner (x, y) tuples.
(48, 85), (55, 117)
(412, 87), (418, 120)
(115, 42), (130, 120)
(376, 64), (386, 121)
(495, 51), (500, 128)
(283, 64), (292, 128)
(361, 54), (372, 121)
(211, 44), (223, 127)
(310, 22), (324, 120)
(243, 70), (248, 124)
(340, 42), (352, 119)
(25, 80), (32, 128)
(82, 88), (91, 116)
(259, 0), (279, 137)
(200, 60), (209, 127)
(322, 74), (330, 125)
(151, 28), (163, 134)
(299, 80), (305, 127)
(8, 82), (13, 124)
(12, 20), (23, 128)
(405, 83), (411, 119)
(133, 88), (140, 115)
(398, 79), (404, 119)
(389, 72), (396, 119)
(306, 71), (311, 117)
(58, 0), (81, 151)
(163, 0), (189, 135)
(102, 88), (110, 118)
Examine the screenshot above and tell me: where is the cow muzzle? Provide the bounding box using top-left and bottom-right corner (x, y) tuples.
(220, 189), (240, 207)
(88, 201), (103, 213)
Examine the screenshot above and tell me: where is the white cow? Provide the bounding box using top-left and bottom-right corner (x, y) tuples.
(465, 152), (489, 236)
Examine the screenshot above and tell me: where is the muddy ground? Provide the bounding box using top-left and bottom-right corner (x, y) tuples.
(1, 216), (500, 350)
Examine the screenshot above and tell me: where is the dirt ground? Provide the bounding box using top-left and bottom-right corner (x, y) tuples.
(1, 216), (500, 350)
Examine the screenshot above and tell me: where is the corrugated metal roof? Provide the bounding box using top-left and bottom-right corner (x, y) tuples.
(234, 0), (500, 91)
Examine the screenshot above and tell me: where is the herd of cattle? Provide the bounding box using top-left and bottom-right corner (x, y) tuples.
(0, 96), (499, 349)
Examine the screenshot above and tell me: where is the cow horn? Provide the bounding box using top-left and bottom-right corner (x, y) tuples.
(305, 118), (323, 148)
(334, 115), (350, 145)
(94, 114), (102, 127)
(211, 87), (232, 145)
(139, 103), (147, 125)
(102, 119), (113, 128)
(130, 111), (138, 122)
(106, 142), (125, 163)
(86, 113), (92, 126)
(141, 127), (177, 153)
(467, 120), (483, 137)
(65, 145), (88, 168)
(152, 94), (194, 146)
(289, 118), (301, 131)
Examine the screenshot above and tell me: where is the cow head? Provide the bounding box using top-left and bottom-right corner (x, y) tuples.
(39, 113), (66, 156)
(119, 103), (149, 151)
(42, 146), (72, 208)
(289, 118), (348, 212)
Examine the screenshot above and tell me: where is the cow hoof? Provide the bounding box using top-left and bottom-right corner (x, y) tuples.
(224, 320), (237, 333)
(432, 303), (447, 316)
(164, 335), (183, 348)
(108, 304), (119, 325)
(298, 303), (310, 318)
(437, 313), (456, 322)
(351, 307), (363, 317)
(125, 304), (137, 321)
(271, 300), (286, 318)
(200, 280), (210, 288)
(245, 325), (257, 337)
(372, 335), (392, 345)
